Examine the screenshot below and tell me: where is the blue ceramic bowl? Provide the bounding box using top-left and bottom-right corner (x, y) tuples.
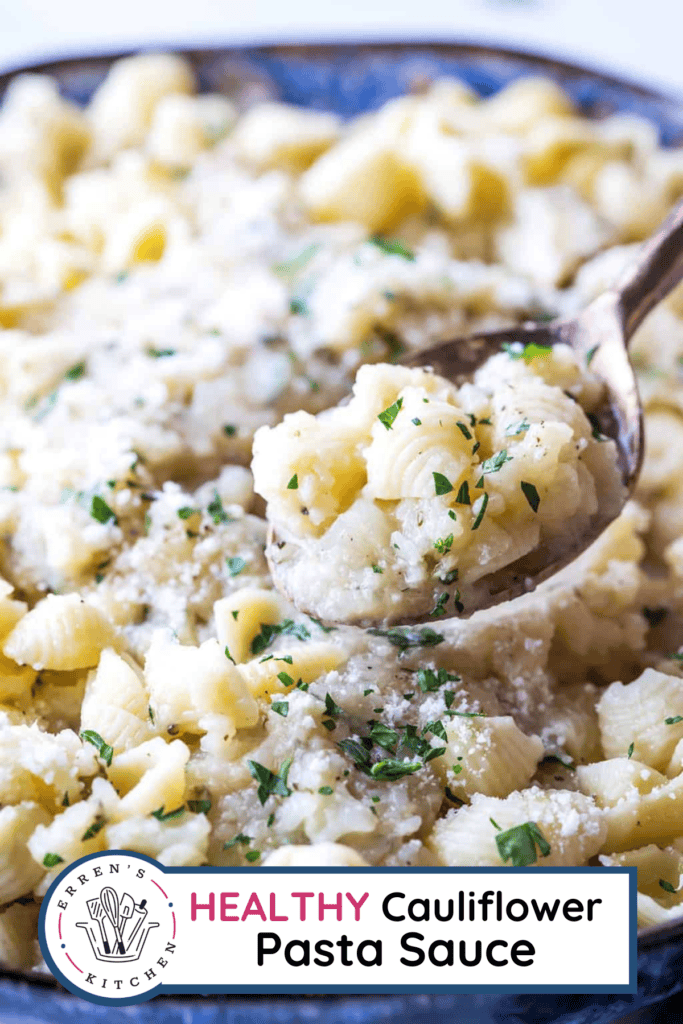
(1, 40), (683, 1024)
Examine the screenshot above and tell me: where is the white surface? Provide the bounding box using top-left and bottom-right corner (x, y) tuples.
(1, 0), (682, 97)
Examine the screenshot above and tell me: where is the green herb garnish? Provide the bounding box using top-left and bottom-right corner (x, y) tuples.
(248, 759), (293, 805)
(227, 556), (246, 576)
(378, 397), (403, 431)
(433, 472), (453, 496)
(80, 730), (113, 766)
(90, 495), (117, 525)
(369, 235), (415, 261)
(520, 481), (540, 512)
(495, 821), (551, 866)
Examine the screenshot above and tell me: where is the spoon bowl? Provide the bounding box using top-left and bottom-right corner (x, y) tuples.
(268, 200), (683, 628)
(387, 200), (683, 623)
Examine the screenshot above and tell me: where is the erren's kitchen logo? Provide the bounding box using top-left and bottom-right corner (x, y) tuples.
(76, 884), (158, 962)
(39, 851), (177, 1005)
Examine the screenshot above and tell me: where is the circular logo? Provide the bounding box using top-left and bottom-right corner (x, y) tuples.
(39, 851), (177, 1005)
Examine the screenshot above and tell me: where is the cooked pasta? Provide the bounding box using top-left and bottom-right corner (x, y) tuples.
(1, 51), (683, 969)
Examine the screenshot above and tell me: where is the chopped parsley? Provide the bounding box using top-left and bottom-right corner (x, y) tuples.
(412, 417), (422, 426)
(272, 701), (289, 717)
(439, 568), (459, 585)
(245, 849), (261, 863)
(369, 721), (399, 751)
(367, 626), (445, 650)
(251, 619), (311, 656)
(502, 341), (552, 363)
(90, 495), (117, 525)
(430, 593), (449, 618)
(317, 786), (333, 796)
(207, 490), (233, 524)
(146, 347), (176, 358)
(455, 481), (471, 505)
(416, 667), (460, 692)
(224, 646), (236, 664)
(223, 424), (237, 436)
(43, 853), (64, 868)
(81, 819), (106, 842)
(187, 799), (212, 814)
(378, 397), (403, 431)
(289, 297), (309, 316)
(433, 472), (453, 496)
(370, 759), (423, 780)
(659, 879), (677, 894)
(456, 421), (473, 440)
(223, 833), (252, 850)
(248, 759), (293, 805)
(665, 716), (683, 725)
(64, 361), (86, 381)
(505, 420), (530, 437)
(494, 821), (551, 866)
(287, 474), (299, 490)
(152, 805), (185, 821)
(372, 564), (383, 574)
(80, 730), (113, 767)
(369, 235), (415, 261)
(226, 556), (246, 576)
(276, 671), (295, 687)
(627, 742), (635, 759)
(177, 506), (199, 520)
(471, 492), (489, 530)
(520, 481), (540, 513)
(433, 534), (454, 555)
(477, 449), (512, 480)
(586, 345), (599, 366)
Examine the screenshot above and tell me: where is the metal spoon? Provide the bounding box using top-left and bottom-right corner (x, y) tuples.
(269, 201), (683, 627)
(389, 199), (683, 623)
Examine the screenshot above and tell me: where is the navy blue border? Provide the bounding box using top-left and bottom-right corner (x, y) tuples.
(38, 851), (638, 1007)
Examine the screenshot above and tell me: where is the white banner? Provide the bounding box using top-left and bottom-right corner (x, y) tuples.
(39, 851), (637, 1005)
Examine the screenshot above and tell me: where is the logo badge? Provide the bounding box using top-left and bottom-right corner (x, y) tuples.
(39, 851), (177, 1005)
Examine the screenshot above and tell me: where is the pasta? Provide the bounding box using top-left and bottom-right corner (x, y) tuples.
(1, 51), (683, 969)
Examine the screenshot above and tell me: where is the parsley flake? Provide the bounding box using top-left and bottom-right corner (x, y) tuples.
(90, 495), (117, 525)
(505, 420), (531, 437)
(64, 361), (86, 381)
(80, 729), (113, 767)
(433, 472), (453, 496)
(495, 821), (551, 866)
(378, 398), (404, 430)
(272, 701), (289, 717)
(665, 716), (683, 725)
(248, 759), (293, 805)
(520, 481), (540, 512)
(471, 492), (489, 530)
(152, 806), (185, 821)
(43, 853), (64, 868)
(207, 490), (233, 524)
(659, 879), (677, 894)
(434, 534), (454, 555)
(177, 506), (199, 520)
(369, 235), (415, 261)
(367, 626), (445, 650)
(187, 799), (212, 814)
(287, 474), (299, 490)
(251, 620), (311, 656)
(226, 556), (246, 576)
(455, 481), (471, 505)
(456, 421), (473, 440)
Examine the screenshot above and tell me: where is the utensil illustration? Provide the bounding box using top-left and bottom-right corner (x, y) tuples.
(126, 898), (148, 950)
(85, 898), (110, 955)
(100, 886), (125, 954)
(119, 892), (135, 941)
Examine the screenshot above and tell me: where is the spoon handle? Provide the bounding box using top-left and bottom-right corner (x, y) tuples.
(617, 199), (683, 342)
